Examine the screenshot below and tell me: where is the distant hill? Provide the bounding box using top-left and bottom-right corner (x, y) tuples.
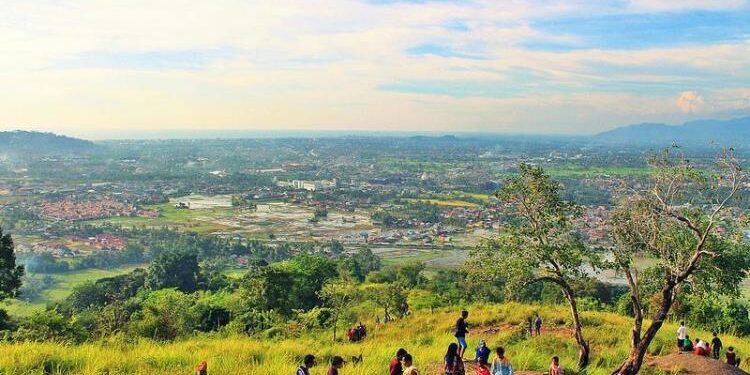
(595, 116), (750, 146)
(0, 131), (97, 154)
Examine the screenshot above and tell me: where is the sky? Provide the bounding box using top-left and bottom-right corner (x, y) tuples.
(1, 0), (749, 139)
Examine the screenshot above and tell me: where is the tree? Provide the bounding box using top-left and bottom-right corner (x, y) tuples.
(145, 251), (200, 292)
(0, 227), (23, 301)
(470, 164), (598, 370)
(609, 149), (750, 375)
(363, 282), (407, 320)
(319, 279), (358, 341)
(129, 289), (197, 340)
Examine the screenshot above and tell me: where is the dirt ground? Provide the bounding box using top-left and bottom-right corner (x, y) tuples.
(648, 353), (748, 375)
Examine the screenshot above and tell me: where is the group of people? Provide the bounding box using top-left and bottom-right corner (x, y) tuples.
(450, 310), (563, 375)
(296, 354), (346, 375)
(676, 321), (741, 367)
(526, 315), (543, 337)
(390, 348), (420, 375)
(346, 322), (367, 342)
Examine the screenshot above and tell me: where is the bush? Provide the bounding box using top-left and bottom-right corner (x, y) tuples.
(14, 309), (87, 343)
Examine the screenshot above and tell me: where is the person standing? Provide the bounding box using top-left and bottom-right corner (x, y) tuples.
(390, 348), (408, 375)
(534, 315), (542, 336)
(526, 317), (533, 337)
(327, 356), (345, 375)
(677, 321), (687, 352)
(297, 354), (316, 375)
(455, 310), (470, 359)
(711, 332), (723, 359)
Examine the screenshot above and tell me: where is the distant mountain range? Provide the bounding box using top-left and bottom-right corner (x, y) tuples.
(595, 116), (750, 145)
(0, 131), (97, 154)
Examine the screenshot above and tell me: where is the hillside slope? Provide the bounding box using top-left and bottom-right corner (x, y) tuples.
(1, 303), (748, 374)
(595, 116), (750, 146)
(0, 130), (97, 154)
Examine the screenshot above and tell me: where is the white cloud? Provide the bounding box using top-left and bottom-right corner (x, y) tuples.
(677, 91), (706, 113)
(0, 0), (749, 136)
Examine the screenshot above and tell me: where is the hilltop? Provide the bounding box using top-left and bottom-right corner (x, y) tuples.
(595, 116), (750, 146)
(0, 131), (97, 154)
(0, 303), (748, 375)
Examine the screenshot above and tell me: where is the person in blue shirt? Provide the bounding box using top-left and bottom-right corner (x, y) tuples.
(475, 340), (491, 364)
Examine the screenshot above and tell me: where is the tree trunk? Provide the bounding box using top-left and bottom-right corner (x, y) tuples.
(612, 280), (675, 375)
(332, 312), (338, 341)
(562, 285), (590, 371)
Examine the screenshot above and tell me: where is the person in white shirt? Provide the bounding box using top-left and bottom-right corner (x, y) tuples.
(677, 321), (687, 351)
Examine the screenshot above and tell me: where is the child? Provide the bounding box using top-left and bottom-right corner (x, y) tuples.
(475, 358), (491, 375)
(549, 356), (563, 375)
(727, 347), (740, 367)
(490, 347), (513, 375)
(403, 354), (420, 375)
(196, 361), (207, 375)
(327, 356), (345, 375)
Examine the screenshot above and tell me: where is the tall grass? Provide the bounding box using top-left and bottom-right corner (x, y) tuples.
(1, 303), (747, 374)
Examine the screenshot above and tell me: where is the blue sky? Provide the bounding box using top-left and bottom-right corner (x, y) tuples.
(0, 0), (749, 138)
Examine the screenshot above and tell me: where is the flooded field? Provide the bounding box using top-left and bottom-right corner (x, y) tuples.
(184, 201), (375, 241)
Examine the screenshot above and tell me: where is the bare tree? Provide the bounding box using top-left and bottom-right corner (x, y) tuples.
(610, 148), (750, 375)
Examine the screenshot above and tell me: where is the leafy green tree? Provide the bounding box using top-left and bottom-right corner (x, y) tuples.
(239, 267), (297, 314)
(363, 282), (407, 320)
(129, 289), (197, 340)
(353, 248), (381, 274)
(610, 149), (750, 375)
(0, 228), (23, 302)
(14, 309), (86, 343)
(319, 279), (358, 341)
(145, 251), (200, 292)
(395, 262), (426, 288)
(470, 164), (599, 370)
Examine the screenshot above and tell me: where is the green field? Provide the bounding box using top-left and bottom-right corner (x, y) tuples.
(90, 203), (234, 234)
(3, 265), (145, 316)
(1, 302), (747, 374)
(405, 198), (480, 208)
(546, 166), (651, 177)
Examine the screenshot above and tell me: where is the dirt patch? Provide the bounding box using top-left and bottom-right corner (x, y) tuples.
(648, 353), (748, 375)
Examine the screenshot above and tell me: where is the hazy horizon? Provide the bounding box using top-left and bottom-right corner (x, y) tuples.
(1, 1), (749, 136)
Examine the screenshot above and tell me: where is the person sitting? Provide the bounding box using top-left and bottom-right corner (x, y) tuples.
(726, 347), (740, 367)
(390, 348), (408, 375)
(327, 356), (345, 375)
(694, 338), (709, 356)
(475, 358), (491, 375)
(490, 347), (513, 375)
(403, 354), (420, 375)
(444, 343), (465, 375)
(548, 356), (563, 375)
(682, 335), (693, 352)
(347, 327), (355, 342)
(475, 340), (491, 364)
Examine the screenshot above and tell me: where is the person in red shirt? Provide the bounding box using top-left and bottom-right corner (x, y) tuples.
(474, 358), (490, 375)
(390, 348), (408, 375)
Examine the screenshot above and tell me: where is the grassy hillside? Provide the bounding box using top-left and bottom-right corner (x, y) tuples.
(2, 303), (748, 375)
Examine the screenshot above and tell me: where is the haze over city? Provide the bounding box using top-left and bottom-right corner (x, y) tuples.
(2, 0), (749, 139)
